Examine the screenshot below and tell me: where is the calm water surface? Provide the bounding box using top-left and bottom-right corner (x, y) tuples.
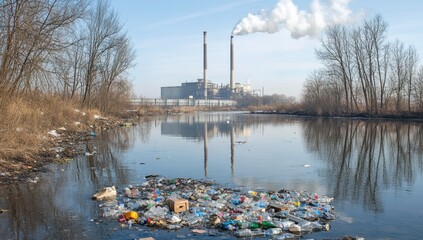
(1, 112), (422, 239)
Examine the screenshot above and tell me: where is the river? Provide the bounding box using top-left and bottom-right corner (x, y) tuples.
(1, 112), (422, 239)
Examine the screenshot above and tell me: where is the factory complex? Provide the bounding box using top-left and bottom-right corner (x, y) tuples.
(161, 79), (252, 100)
(161, 32), (253, 100)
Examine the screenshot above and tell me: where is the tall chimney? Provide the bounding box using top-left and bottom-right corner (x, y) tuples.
(203, 31), (208, 99)
(230, 35), (234, 92)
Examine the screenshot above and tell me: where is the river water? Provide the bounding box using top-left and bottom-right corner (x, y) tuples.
(1, 112), (422, 239)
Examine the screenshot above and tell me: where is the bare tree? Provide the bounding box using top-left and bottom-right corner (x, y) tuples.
(390, 39), (407, 112)
(405, 45), (418, 112)
(304, 15), (423, 116)
(97, 34), (135, 111)
(413, 66), (423, 111)
(0, 0), (87, 97)
(316, 25), (353, 113)
(81, 0), (123, 108)
(365, 15), (389, 112)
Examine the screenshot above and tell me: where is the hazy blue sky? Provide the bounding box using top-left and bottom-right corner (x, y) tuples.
(110, 0), (423, 99)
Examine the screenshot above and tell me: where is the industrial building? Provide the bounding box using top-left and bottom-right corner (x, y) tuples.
(161, 31), (252, 100)
(161, 79), (251, 99)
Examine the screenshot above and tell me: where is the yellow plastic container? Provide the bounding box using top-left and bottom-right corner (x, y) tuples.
(124, 211), (139, 220)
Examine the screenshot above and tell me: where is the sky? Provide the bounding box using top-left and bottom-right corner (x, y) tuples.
(110, 0), (423, 99)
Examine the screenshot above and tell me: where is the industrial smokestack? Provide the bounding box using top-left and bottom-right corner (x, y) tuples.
(203, 31), (208, 99)
(230, 35), (234, 92)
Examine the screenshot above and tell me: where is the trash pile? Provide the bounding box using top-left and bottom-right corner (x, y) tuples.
(95, 175), (336, 238)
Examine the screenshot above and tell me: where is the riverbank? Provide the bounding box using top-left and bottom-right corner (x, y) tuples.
(0, 100), (237, 186)
(0, 94), (137, 186)
(249, 107), (423, 122)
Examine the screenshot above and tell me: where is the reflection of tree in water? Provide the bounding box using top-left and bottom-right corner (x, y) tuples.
(89, 118), (155, 184)
(0, 118), (157, 239)
(302, 119), (423, 212)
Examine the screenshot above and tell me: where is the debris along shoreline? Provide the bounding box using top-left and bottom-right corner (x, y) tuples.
(0, 110), (136, 186)
(94, 175), (336, 238)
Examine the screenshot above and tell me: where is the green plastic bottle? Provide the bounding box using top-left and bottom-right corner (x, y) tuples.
(261, 221), (276, 229)
(250, 222), (261, 229)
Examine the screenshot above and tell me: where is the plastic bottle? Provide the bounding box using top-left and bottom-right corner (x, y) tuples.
(220, 220), (237, 230)
(165, 224), (181, 230)
(206, 189), (217, 195)
(254, 201), (267, 208)
(126, 201), (140, 210)
(238, 221), (260, 229)
(103, 209), (118, 218)
(231, 196), (242, 205)
(264, 227), (282, 236)
(298, 222), (314, 232)
(261, 221), (276, 229)
(279, 233), (297, 239)
(127, 219), (134, 228)
(238, 221), (250, 229)
(288, 224), (301, 233)
(235, 229), (264, 237)
(187, 216), (202, 226)
(235, 229), (254, 237)
(323, 211), (336, 220)
(249, 222), (260, 229)
(273, 220), (294, 230)
(287, 213), (307, 224)
(168, 192), (178, 199)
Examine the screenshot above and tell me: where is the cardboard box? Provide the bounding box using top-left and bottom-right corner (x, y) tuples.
(167, 198), (189, 213)
(267, 203), (289, 212)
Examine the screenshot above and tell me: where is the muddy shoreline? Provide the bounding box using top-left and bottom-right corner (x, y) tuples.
(0, 117), (131, 186)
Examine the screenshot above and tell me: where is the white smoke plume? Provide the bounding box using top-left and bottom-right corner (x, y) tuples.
(232, 0), (354, 39)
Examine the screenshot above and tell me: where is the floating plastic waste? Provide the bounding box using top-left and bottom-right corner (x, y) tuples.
(97, 176), (337, 238)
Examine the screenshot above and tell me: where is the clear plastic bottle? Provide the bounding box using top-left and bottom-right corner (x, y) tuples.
(165, 224), (181, 230)
(264, 227), (282, 236)
(235, 229), (254, 237)
(238, 221), (250, 229)
(273, 220), (294, 230)
(235, 229), (264, 237)
(187, 216), (202, 226)
(278, 233), (297, 239)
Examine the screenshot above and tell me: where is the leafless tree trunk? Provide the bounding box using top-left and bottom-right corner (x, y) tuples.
(413, 66), (423, 111)
(405, 45), (418, 113)
(0, 0), (87, 97)
(365, 15), (388, 113)
(81, 0), (131, 109)
(316, 25), (352, 113)
(390, 40), (407, 112)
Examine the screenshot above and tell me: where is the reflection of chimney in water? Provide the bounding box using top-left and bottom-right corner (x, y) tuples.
(203, 31), (208, 99)
(204, 122), (208, 177)
(230, 126), (234, 176)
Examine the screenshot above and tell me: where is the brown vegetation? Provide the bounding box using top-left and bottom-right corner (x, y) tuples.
(303, 15), (423, 117)
(0, 94), (122, 184)
(0, 0), (136, 184)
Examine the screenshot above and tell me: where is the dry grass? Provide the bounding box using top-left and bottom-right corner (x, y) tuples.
(0, 94), (107, 173)
(136, 106), (166, 116)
